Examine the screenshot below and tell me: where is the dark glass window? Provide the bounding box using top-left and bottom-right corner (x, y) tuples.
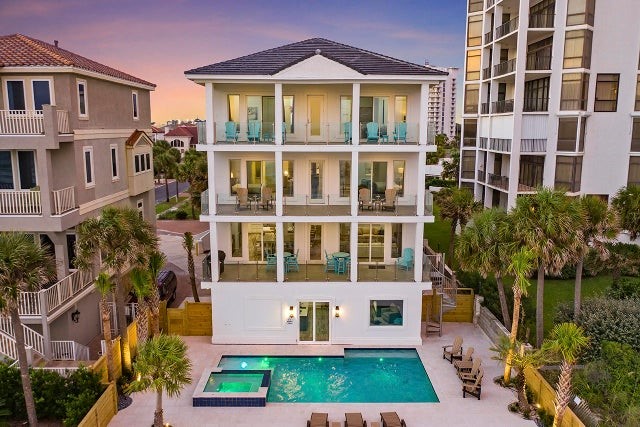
(78, 82), (87, 116)
(567, 0), (595, 26)
(523, 77), (550, 112)
(555, 156), (582, 192)
(111, 147), (118, 178)
(32, 81), (51, 110)
(519, 156), (544, 189)
(560, 73), (589, 110)
(132, 92), (139, 118)
(17, 151), (36, 189)
(631, 118), (640, 152)
(84, 150), (93, 184)
(629, 157), (640, 186)
(7, 81), (25, 110)
(594, 74), (619, 112)
(563, 29), (593, 69)
(0, 151), (14, 189)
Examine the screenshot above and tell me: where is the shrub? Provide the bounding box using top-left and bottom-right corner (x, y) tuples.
(605, 277), (640, 299)
(31, 368), (67, 419)
(63, 390), (98, 427)
(0, 364), (23, 419)
(175, 210), (188, 220)
(425, 177), (456, 188)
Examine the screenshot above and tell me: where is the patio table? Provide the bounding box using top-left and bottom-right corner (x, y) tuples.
(332, 252), (350, 258)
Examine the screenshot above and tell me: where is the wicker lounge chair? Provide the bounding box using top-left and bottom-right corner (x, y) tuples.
(462, 368), (484, 400)
(459, 358), (482, 381)
(453, 347), (474, 371)
(380, 412), (406, 427)
(442, 336), (463, 363)
(307, 412), (329, 427)
(346, 412), (367, 427)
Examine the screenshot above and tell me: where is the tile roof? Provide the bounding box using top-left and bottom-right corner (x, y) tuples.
(164, 125), (197, 138)
(125, 130), (153, 147)
(0, 34), (155, 87)
(151, 126), (164, 133)
(185, 38), (447, 77)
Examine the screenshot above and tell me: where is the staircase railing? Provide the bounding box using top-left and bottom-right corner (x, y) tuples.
(51, 340), (90, 361)
(0, 317), (45, 358)
(0, 330), (18, 360)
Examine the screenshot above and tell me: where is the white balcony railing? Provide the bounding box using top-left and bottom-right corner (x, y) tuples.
(0, 190), (41, 215)
(18, 269), (94, 316)
(52, 186), (76, 215)
(51, 340), (90, 361)
(0, 317), (45, 358)
(0, 110), (44, 134)
(56, 110), (70, 134)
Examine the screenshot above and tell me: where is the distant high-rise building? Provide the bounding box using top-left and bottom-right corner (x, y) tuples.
(461, 0), (640, 210)
(427, 65), (458, 138)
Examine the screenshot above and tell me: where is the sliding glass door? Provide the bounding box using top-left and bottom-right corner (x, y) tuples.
(357, 224), (385, 262)
(299, 301), (330, 342)
(248, 223), (275, 261)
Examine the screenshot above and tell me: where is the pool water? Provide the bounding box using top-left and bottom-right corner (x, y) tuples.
(217, 349), (439, 403)
(204, 373), (264, 393)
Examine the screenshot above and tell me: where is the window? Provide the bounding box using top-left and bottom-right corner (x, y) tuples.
(0, 151), (13, 189)
(132, 91), (139, 120)
(555, 155), (582, 192)
(134, 153), (151, 174)
(632, 118), (640, 152)
(358, 161), (387, 197)
(110, 144), (119, 180)
(231, 223), (242, 257)
(370, 300), (404, 326)
(283, 95), (294, 133)
(563, 30), (593, 69)
(227, 95), (239, 122)
(466, 49), (481, 81)
(17, 151), (36, 189)
(594, 74), (620, 112)
(557, 117), (586, 151)
(283, 160), (294, 197)
(339, 223), (350, 253)
(469, 0), (483, 13)
(339, 160), (351, 197)
(6, 81), (25, 110)
(77, 80), (88, 117)
(32, 81), (51, 110)
(247, 95), (261, 122)
(523, 77), (550, 112)
(635, 75), (640, 111)
(464, 84), (480, 114)
(393, 160), (405, 197)
(461, 151), (476, 179)
(519, 156), (544, 189)
(560, 73), (589, 110)
(567, 0), (595, 26)
(629, 157), (640, 186)
(246, 160), (275, 195)
(145, 153), (151, 170)
(340, 96), (352, 125)
(526, 37), (553, 71)
(463, 119), (478, 147)
(283, 223), (295, 254)
(394, 96), (407, 123)
(83, 147), (94, 187)
(391, 224), (403, 258)
(467, 15), (483, 47)
(229, 159), (240, 194)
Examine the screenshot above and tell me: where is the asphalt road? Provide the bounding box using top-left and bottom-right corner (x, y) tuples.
(155, 180), (190, 204)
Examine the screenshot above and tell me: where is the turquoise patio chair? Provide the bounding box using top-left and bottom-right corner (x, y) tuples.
(225, 121), (239, 143)
(379, 124), (390, 143)
(335, 256), (350, 274)
(286, 249), (300, 272)
(397, 248), (414, 270)
(324, 250), (335, 272)
(343, 122), (352, 144)
(247, 120), (261, 143)
(366, 122), (379, 143)
(394, 122), (407, 144)
(266, 253), (277, 271)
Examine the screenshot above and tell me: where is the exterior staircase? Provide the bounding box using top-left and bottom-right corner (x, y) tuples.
(422, 241), (460, 336)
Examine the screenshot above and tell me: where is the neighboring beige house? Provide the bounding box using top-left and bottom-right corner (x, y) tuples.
(0, 34), (155, 367)
(165, 124), (198, 156)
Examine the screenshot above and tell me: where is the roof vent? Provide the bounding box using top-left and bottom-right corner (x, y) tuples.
(54, 40), (58, 48)
(315, 49), (321, 55)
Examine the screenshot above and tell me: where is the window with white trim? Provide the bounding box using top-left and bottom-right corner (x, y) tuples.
(77, 80), (88, 117)
(110, 144), (119, 181)
(132, 91), (139, 120)
(83, 147), (94, 188)
(134, 152), (151, 174)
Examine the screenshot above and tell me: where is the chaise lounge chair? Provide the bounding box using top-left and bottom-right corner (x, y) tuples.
(462, 368), (484, 400)
(307, 412), (329, 427)
(346, 412), (367, 427)
(442, 336), (463, 363)
(380, 412), (406, 427)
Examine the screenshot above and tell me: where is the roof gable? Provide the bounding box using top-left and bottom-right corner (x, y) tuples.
(185, 38), (447, 77)
(125, 130), (153, 148)
(274, 54), (363, 79)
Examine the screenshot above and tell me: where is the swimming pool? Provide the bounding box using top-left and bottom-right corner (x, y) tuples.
(217, 349), (439, 403)
(204, 373), (264, 393)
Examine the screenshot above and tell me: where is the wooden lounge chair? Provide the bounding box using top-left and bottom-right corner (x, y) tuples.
(381, 188), (397, 212)
(459, 358), (482, 381)
(259, 186), (273, 210)
(455, 354), (480, 375)
(453, 347), (474, 371)
(442, 336), (463, 363)
(346, 412), (367, 427)
(359, 188), (374, 210)
(235, 187), (250, 211)
(307, 412), (329, 427)
(380, 412), (406, 427)
(462, 368), (484, 400)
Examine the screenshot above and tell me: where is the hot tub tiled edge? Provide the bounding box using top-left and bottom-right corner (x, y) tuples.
(192, 368), (271, 407)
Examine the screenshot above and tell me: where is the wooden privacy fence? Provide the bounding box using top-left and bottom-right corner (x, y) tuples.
(422, 288), (474, 323)
(525, 367), (585, 427)
(165, 301), (212, 336)
(77, 382), (118, 427)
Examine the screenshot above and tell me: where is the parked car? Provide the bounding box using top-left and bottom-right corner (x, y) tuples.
(156, 269), (177, 302)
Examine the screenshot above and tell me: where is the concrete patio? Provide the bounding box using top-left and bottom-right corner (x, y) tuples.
(110, 323), (535, 427)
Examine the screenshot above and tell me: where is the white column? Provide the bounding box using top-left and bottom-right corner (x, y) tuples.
(275, 83), (283, 145)
(205, 82), (215, 144)
(414, 222), (424, 282)
(416, 151), (426, 216)
(276, 222), (285, 282)
(419, 83), (429, 145)
(275, 151), (283, 216)
(350, 151), (358, 216)
(351, 83), (360, 145)
(207, 151), (216, 214)
(209, 222), (219, 281)
(350, 222), (358, 282)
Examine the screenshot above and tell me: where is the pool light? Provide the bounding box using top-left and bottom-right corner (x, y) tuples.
(241, 362), (248, 369)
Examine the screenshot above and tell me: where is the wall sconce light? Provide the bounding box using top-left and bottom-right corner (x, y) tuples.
(335, 306), (341, 318)
(71, 309), (80, 323)
(289, 306), (295, 319)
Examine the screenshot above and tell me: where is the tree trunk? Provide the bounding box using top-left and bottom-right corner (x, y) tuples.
(574, 257), (584, 320)
(448, 219), (458, 268)
(114, 272), (131, 371)
(187, 246), (199, 303)
(10, 307), (38, 427)
(516, 370), (530, 415)
(553, 360), (574, 427)
(136, 303), (149, 344)
(149, 290), (160, 336)
(496, 274), (511, 330)
(536, 264), (545, 348)
(100, 298), (115, 382)
(154, 389), (164, 427)
(164, 175), (169, 203)
(504, 289), (521, 383)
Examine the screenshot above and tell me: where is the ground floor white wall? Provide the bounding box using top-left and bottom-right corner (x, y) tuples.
(49, 289), (101, 346)
(208, 282), (427, 345)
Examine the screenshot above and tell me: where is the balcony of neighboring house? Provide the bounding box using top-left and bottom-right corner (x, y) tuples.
(495, 16), (519, 41)
(479, 137), (489, 149)
(523, 97), (549, 112)
(482, 66), (492, 81)
(520, 138), (547, 153)
(493, 58), (517, 78)
(0, 106), (70, 137)
(491, 99), (514, 114)
(529, 13), (555, 29)
(477, 169), (486, 182)
(484, 31), (494, 45)
(487, 173), (509, 191)
(489, 138), (512, 152)
(526, 50), (552, 71)
(481, 102), (490, 115)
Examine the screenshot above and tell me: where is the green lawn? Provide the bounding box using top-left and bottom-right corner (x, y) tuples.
(423, 203), (452, 257)
(155, 196), (188, 214)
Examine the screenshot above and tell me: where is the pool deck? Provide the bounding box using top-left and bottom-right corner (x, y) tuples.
(110, 323), (536, 427)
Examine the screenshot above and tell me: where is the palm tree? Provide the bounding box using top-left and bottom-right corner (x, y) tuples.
(491, 336), (550, 416)
(182, 232), (199, 303)
(177, 150), (208, 219)
(511, 188), (583, 347)
(574, 196), (618, 318)
(95, 272), (116, 382)
(456, 208), (514, 329)
(76, 207), (157, 371)
(0, 232), (55, 427)
(503, 247), (537, 383)
(544, 323), (590, 427)
(435, 187), (481, 265)
(153, 140), (181, 203)
(130, 334), (192, 427)
(130, 268), (152, 344)
(612, 185), (640, 240)
(147, 250), (166, 336)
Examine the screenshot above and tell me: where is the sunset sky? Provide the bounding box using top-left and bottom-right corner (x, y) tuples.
(0, 0), (467, 125)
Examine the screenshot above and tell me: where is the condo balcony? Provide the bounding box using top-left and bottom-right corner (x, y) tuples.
(487, 173), (509, 191)
(489, 138), (512, 152)
(520, 139), (547, 153)
(495, 16), (519, 40)
(491, 99), (514, 114)
(0, 108), (70, 136)
(528, 13), (555, 29)
(523, 98), (549, 112)
(525, 51), (552, 71)
(493, 58), (516, 77)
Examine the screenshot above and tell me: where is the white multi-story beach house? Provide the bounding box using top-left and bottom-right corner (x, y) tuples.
(461, 0), (640, 210)
(185, 38), (449, 345)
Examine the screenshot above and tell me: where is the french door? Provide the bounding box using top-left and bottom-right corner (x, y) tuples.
(357, 223), (385, 262)
(299, 301), (330, 342)
(307, 95), (324, 141)
(309, 160), (324, 201)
